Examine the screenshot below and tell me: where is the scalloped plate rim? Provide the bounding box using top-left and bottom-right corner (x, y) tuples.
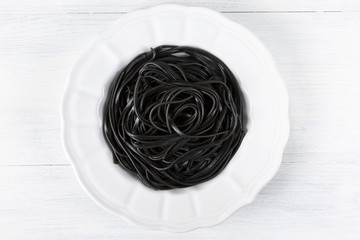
(60, 4), (289, 232)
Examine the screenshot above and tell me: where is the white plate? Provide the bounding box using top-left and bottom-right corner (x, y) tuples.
(61, 4), (289, 232)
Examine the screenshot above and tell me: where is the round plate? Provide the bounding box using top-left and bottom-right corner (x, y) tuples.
(61, 4), (289, 232)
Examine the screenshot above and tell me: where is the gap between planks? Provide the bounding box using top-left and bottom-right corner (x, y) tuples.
(0, 10), (349, 16)
(66, 10), (344, 14)
(0, 164), (71, 167)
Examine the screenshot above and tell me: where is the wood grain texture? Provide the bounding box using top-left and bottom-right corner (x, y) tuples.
(0, 0), (360, 239)
(0, 0), (359, 13)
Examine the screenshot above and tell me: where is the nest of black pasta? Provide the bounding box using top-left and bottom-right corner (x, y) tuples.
(102, 45), (246, 190)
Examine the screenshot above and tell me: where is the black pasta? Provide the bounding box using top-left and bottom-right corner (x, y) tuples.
(102, 45), (246, 190)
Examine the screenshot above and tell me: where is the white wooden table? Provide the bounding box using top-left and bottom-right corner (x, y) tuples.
(1, 1), (360, 239)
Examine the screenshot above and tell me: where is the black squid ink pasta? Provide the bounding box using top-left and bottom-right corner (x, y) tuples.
(102, 45), (246, 190)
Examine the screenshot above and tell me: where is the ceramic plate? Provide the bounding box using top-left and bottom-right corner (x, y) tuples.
(61, 4), (289, 232)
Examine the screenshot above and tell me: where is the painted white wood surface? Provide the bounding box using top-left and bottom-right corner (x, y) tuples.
(1, 1), (360, 239)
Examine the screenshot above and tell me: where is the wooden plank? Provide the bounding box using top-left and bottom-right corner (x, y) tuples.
(1, 12), (359, 165)
(0, 157), (359, 239)
(0, 0), (359, 13)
